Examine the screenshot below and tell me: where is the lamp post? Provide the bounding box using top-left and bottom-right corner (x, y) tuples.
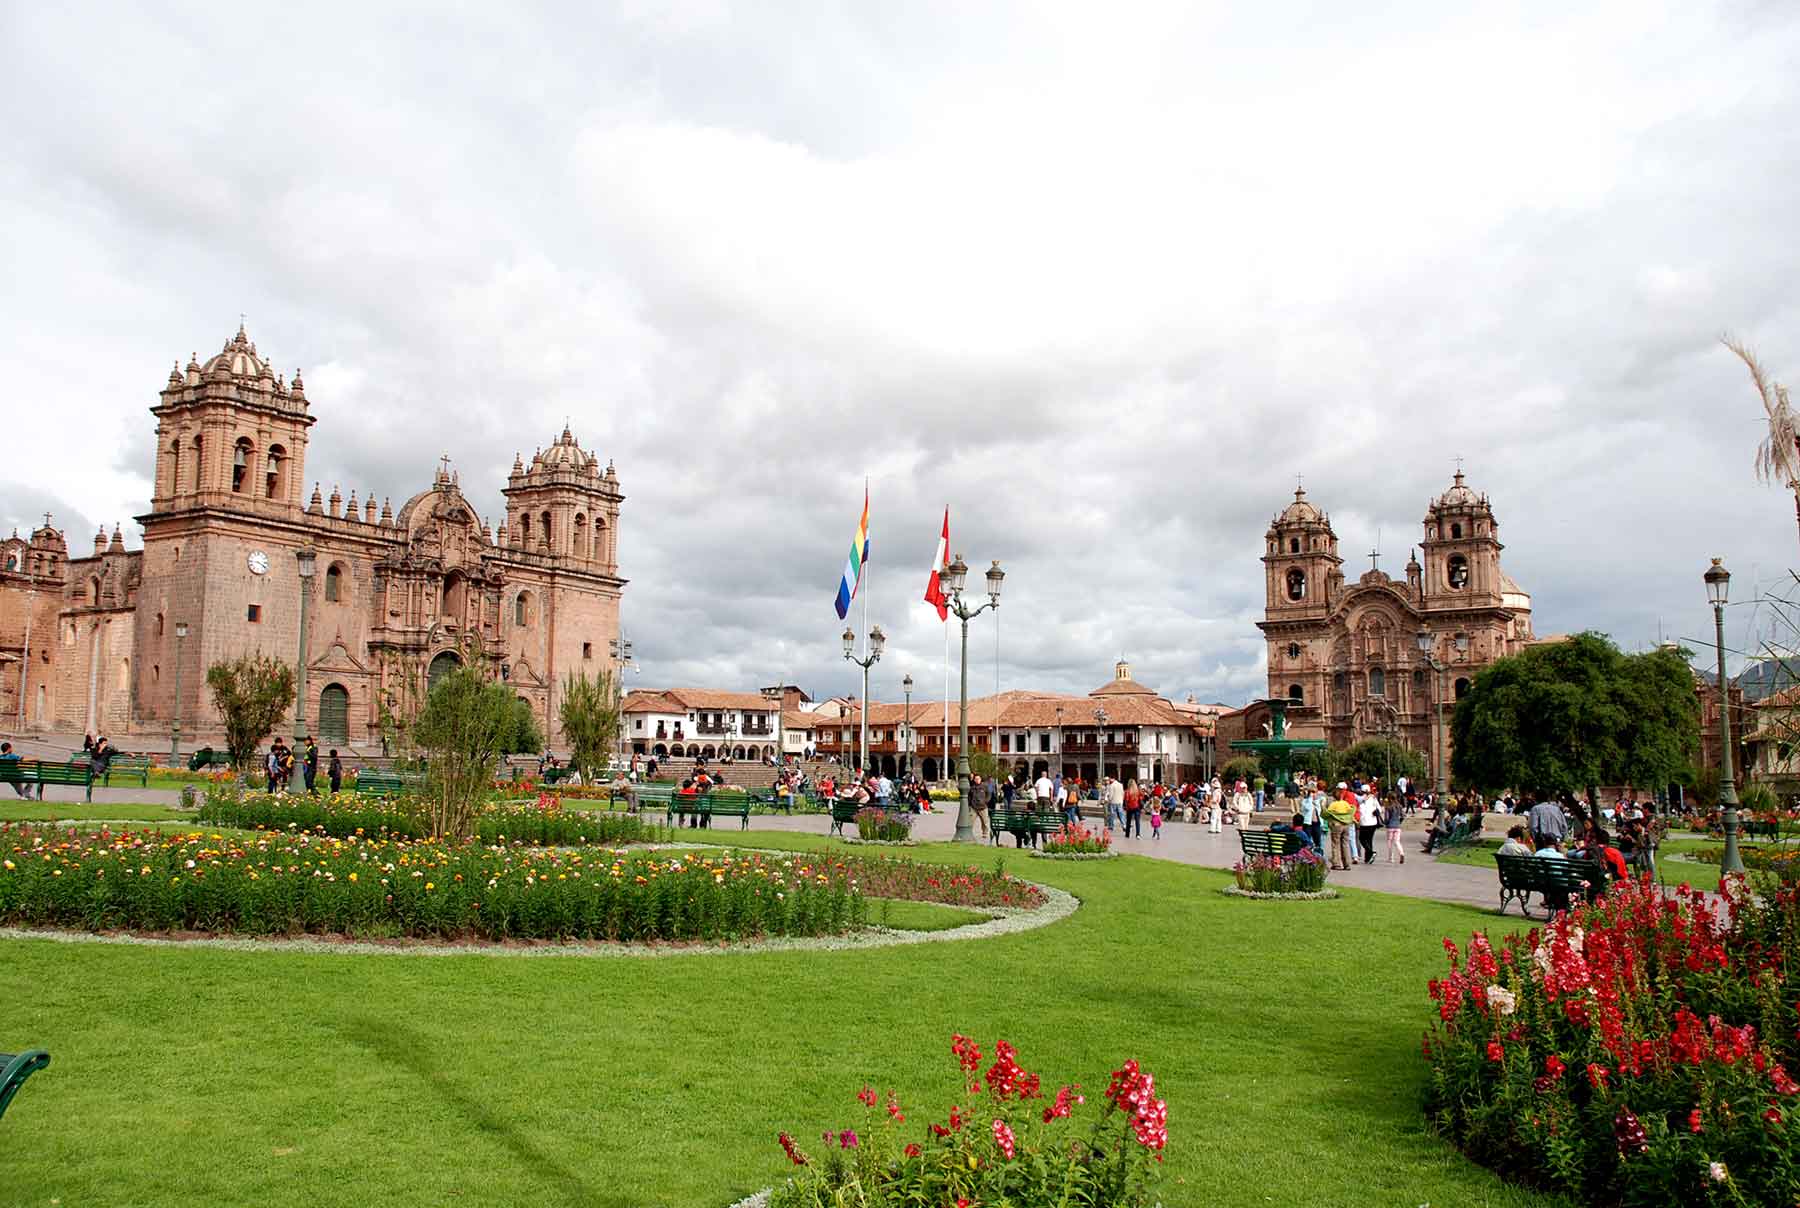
(941, 554), (1004, 842)
(842, 623), (885, 777)
(1414, 629), (1464, 798)
(294, 547), (316, 742)
(610, 635), (634, 774)
(1055, 704), (1064, 781)
(1707, 558), (1745, 876)
(902, 673), (913, 777)
(1095, 705), (1109, 819)
(169, 621), (189, 761)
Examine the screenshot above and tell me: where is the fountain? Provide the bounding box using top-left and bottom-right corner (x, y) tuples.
(1229, 698), (1327, 798)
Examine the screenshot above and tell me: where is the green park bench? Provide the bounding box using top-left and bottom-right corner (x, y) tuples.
(0, 759), (94, 802)
(102, 754), (154, 787)
(1495, 853), (1609, 919)
(1742, 819), (1782, 840)
(186, 748), (234, 772)
(990, 805), (1062, 847)
(1237, 828), (1306, 859)
(669, 790), (752, 831)
(0, 1049), (50, 1123)
(1428, 817), (1482, 853)
(353, 771), (419, 798)
(630, 784), (675, 816)
(828, 797), (863, 837)
(540, 765), (574, 785)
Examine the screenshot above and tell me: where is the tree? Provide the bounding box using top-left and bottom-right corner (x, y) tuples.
(1724, 337), (1800, 552)
(505, 696), (545, 757)
(558, 670), (619, 781)
(1289, 746), (1341, 787)
(1451, 632), (1698, 795)
(413, 664), (518, 838)
(1219, 755), (1263, 786)
(205, 653), (295, 772)
(967, 750), (1003, 781)
(1337, 739), (1426, 789)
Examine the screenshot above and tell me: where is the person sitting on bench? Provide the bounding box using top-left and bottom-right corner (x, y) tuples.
(0, 743), (26, 798)
(1497, 825), (1533, 857)
(1270, 813), (1315, 852)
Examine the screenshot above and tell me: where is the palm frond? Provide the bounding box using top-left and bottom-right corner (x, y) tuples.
(1724, 335), (1800, 487)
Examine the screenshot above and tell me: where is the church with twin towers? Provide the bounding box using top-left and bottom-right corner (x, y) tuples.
(0, 325), (626, 745)
(1255, 468), (1536, 773)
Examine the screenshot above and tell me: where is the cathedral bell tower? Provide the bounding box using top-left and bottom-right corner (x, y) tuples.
(1419, 469), (1503, 610)
(1263, 486), (1341, 619)
(502, 426), (622, 574)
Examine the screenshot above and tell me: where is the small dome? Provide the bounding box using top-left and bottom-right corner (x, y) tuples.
(1435, 470), (1479, 510)
(537, 426), (590, 470)
(201, 325), (271, 380)
(1278, 486), (1321, 525)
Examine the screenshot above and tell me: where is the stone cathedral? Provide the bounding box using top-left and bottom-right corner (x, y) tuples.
(1256, 470), (1535, 770)
(0, 325), (626, 747)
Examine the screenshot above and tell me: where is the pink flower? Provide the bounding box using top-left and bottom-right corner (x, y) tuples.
(991, 1117), (1016, 1160)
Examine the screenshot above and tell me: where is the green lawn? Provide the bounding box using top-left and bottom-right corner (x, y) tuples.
(0, 800), (190, 823)
(865, 896), (991, 932)
(0, 828), (1554, 1207)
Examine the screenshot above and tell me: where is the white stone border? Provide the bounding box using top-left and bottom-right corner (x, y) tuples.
(1028, 849), (1119, 861)
(0, 882), (1078, 960)
(1218, 885), (1340, 901)
(838, 835), (918, 847)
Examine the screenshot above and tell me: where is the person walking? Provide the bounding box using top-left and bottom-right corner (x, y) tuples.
(1357, 786), (1382, 865)
(1107, 776), (1126, 831)
(968, 772), (991, 841)
(327, 749), (343, 794)
(1383, 793), (1406, 864)
(1034, 769), (1054, 815)
(1149, 796), (1163, 840)
(1324, 787), (1357, 871)
(1123, 779), (1143, 838)
(1299, 784), (1323, 852)
(303, 737), (319, 794)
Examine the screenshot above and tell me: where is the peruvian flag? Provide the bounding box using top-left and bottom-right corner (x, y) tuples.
(923, 506), (950, 621)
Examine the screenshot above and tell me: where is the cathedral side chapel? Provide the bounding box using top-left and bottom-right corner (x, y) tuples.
(0, 326), (626, 747)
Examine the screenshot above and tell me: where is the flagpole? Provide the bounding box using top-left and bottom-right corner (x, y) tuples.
(861, 479), (870, 778)
(943, 613), (949, 785)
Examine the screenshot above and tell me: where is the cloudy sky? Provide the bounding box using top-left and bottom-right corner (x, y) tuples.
(5, 1), (1799, 707)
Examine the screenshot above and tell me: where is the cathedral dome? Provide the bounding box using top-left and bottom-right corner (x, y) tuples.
(201, 325), (273, 381)
(536, 426), (596, 473)
(1278, 486), (1321, 524)
(1435, 470), (1479, 509)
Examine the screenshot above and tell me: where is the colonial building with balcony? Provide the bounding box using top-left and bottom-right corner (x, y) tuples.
(623, 687), (784, 760)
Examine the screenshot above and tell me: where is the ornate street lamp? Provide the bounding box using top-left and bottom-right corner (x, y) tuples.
(295, 547), (317, 743)
(1707, 558), (1745, 876)
(1415, 628), (1450, 798)
(169, 621), (189, 762)
(902, 673), (914, 777)
(943, 554), (1004, 841)
(1095, 705), (1110, 820)
(843, 623), (885, 776)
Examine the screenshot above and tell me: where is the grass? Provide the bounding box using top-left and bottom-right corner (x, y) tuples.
(0, 827), (1555, 1207)
(0, 800), (190, 823)
(865, 896), (990, 931)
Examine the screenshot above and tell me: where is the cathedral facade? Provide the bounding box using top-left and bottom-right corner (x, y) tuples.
(1255, 471), (1535, 772)
(0, 326), (625, 747)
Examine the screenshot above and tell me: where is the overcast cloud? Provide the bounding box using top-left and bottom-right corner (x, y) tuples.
(4, 1), (1799, 707)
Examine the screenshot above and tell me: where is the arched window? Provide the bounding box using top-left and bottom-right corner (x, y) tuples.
(1288, 683), (1303, 703)
(1450, 522), (1462, 540)
(595, 517), (606, 561)
(232, 438), (252, 493)
(1286, 642), (1301, 659)
(441, 573), (466, 621)
(119, 658), (130, 691)
(318, 684), (350, 743)
(540, 511), (552, 550)
(427, 651), (461, 695)
(1289, 537), (1300, 554)
(573, 514), (587, 559)
(1286, 568), (1306, 601)
(1447, 554), (1469, 589)
(1454, 677), (1471, 700)
(514, 591), (531, 627)
(1369, 666), (1386, 697)
(265, 445), (286, 500)
(156, 612), (164, 637)
(88, 577), (101, 606)
(324, 564), (343, 602)
(169, 440), (182, 497)
(4, 552), (16, 571)
(192, 435), (204, 492)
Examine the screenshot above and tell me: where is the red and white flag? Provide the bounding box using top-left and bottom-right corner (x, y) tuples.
(923, 506), (949, 621)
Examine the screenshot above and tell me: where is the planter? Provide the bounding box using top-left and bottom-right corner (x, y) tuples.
(1218, 886), (1340, 901)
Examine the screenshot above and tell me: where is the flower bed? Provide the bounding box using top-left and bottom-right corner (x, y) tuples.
(768, 1034), (1167, 1207)
(1218, 885), (1337, 900)
(855, 807), (914, 843)
(830, 855), (1043, 911)
(1422, 874), (1800, 1205)
(0, 823), (860, 942)
(198, 786), (655, 847)
(1039, 822), (1111, 856)
(1231, 849), (1327, 894)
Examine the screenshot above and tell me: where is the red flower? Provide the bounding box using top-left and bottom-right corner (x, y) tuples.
(857, 1085), (877, 1108)
(777, 1132), (810, 1167)
(1774, 1064), (1800, 1096)
(1486, 1040), (1505, 1063)
(903, 1143), (921, 1158)
(991, 1117), (1016, 1160)
(1689, 1108), (1704, 1134)
(1586, 1063), (1610, 1090)
(1544, 1055), (1566, 1080)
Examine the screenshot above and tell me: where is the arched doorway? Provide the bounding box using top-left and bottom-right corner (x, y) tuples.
(686, 745), (699, 758)
(701, 745), (716, 760)
(427, 651), (461, 694)
(880, 753), (897, 778)
(653, 743), (668, 757)
(318, 684), (350, 744)
(922, 757), (938, 781)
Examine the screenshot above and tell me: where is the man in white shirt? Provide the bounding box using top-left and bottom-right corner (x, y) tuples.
(1356, 788), (1382, 865)
(1034, 772), (1054, 813)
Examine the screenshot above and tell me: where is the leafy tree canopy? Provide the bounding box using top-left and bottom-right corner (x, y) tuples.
(1451, 632), (1698, 794)
(414, 665), (518, 838)
(558, 670), (618, 779)
(1337, 739), (1427, 789)
(205, 653), (296, 771)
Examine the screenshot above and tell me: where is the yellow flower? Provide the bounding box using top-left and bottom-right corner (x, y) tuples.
(425, 882), (435, 891)
(1, 860), (12, 871)
(348, 872), (358, 883)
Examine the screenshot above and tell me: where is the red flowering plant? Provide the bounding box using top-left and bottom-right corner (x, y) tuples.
(1041, 822), (1111, 855)
(768, 1034), (1167, 1207)
(1422, 873), (1800, 1205)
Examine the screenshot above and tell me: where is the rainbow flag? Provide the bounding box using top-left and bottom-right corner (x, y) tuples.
(834, 487), (869, 620)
